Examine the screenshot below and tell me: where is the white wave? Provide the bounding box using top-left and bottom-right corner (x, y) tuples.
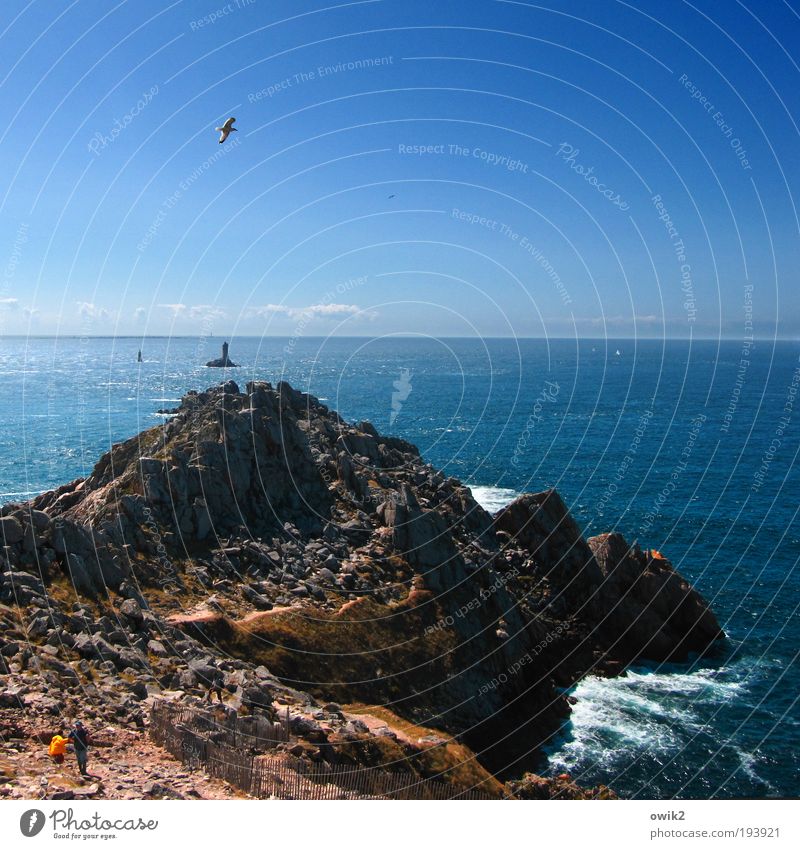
(469, 485), (519, 514)
(734, 749), (777, 795)
(547, 663), (753, 775)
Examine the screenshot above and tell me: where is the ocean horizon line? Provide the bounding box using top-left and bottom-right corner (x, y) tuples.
(1, 334), (796, 343)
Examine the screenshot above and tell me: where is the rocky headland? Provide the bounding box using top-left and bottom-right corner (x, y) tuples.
(0, 379), (723, 799)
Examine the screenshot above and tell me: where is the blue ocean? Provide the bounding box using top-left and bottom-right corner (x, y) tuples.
(1, 335), (798, 799)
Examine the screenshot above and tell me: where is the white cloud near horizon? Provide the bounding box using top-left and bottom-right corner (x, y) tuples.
(77, 301), (112, 321)
(190, 304), (226, 321)
(157, 303), (227, 322)
(247, 302), (378, 321)
(157, 303), (187, 317)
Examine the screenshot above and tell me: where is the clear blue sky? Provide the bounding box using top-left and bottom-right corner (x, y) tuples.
(0, 0), (798, 339)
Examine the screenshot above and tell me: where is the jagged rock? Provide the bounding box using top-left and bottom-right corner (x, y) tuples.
(507, 772), (618, 800)
(316, 567), (336, 585)
(119, 597), (144, 626)
(589, 533), (724, 662)
(49, 790), (76, 800)
(242, 684), (277, 714)
(147, 639), (168, 657)
(143, 780), (186, 799)
(73, 633), (123, 668)
(241, 586), (272, 609)
(383, 484), (456, 576)
(193, 498), (212, 540)
(129, 681), (149, 700)
(38, 655), (79, 684)
(25, 614), (50, 639)
(117, 647), (148, 670)
(0, 571), (46, 605)
(28, 510), (51, 532)
(23, 693), (62, 714)
(0, 516), (24, 545)
(493, 489), (603, 608)
(0, 690), (24, 708)
(188, 659), (219, 687)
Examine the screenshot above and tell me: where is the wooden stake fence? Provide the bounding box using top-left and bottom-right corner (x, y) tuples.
(149, 701), (496, 800)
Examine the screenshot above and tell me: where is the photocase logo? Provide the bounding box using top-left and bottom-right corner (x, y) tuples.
(20, 809), (45, 837)
(390, 368), (413, 426)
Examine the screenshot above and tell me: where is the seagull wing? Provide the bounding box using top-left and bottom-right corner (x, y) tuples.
(215, 117), (236, 142)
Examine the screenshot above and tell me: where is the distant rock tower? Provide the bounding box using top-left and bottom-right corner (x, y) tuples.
(206, 340), (238, 368)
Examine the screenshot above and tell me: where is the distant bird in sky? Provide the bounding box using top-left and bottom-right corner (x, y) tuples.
(387, 194), (395, 199)
(216, 117), (237, 144)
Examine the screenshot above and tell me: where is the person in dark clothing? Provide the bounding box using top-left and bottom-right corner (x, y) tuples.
(206, 668), (225, 704)
(67, 721), (90, 776)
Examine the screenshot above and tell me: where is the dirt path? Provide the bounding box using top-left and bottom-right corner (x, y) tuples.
(1, 714), (246, 800)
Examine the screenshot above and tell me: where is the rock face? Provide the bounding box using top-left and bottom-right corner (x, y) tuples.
(493, 489), (604, 613)
(0, 379), (724, 794)
(205, 341), (238, 368)
(507, 771), (617, 800)
(588, 533), (723, 663)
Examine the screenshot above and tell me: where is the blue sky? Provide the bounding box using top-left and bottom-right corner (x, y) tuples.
(0, 0), (798, 339)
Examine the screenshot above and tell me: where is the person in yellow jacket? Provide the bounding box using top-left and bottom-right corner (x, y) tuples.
(48, 734), (67, 764)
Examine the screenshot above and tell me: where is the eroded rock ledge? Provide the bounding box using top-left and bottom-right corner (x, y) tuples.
(0, 379), (723, 795)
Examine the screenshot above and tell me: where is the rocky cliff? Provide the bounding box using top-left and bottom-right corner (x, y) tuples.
(0, 379), (724, 796)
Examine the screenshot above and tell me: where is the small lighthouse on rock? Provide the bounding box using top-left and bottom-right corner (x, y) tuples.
(206, 340), (238, 368)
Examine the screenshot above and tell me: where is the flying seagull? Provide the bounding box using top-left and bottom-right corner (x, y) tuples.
(216, 117), (237, 144)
